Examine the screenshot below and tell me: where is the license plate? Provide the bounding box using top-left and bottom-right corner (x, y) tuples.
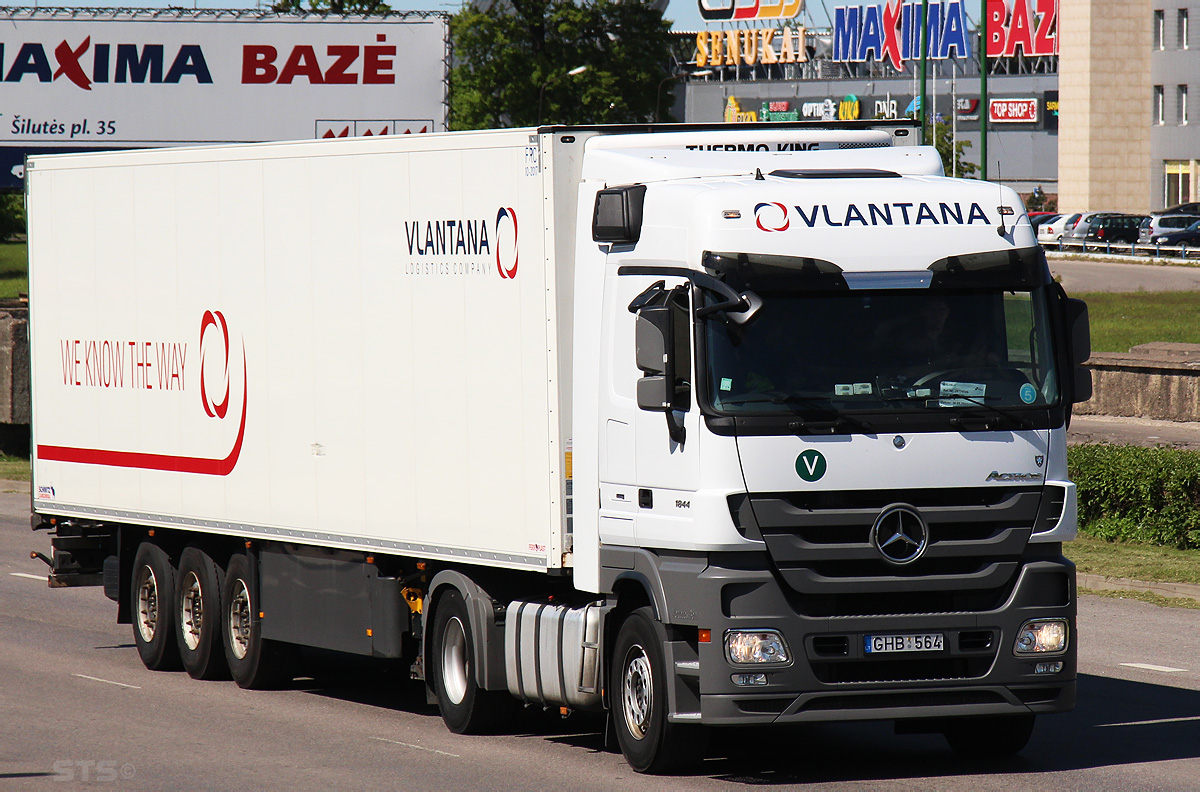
(863, 633), (944, 654)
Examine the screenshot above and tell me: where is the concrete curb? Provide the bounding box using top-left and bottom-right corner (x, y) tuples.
(1078, 573), (1200, 603)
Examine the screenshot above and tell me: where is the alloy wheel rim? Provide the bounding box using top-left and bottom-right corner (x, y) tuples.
(622, 643), (653, 740)
(441, 616), (469, 705)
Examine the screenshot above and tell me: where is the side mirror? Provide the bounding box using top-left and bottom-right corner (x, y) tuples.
(635, 306), (672, 412)
(1065, 298), (1090, 366)
(1064, 297), (1091, 404)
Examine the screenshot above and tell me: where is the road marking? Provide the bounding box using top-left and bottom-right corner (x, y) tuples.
(1097, 716), (1200, 728)
(1120, 662), (1187, 673)
(9, 573), (46, 581)
(370, 737), (460, 758)
(73, 674), (142, 689)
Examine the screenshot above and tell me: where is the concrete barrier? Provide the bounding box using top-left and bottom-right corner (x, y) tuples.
(0, 310), (28, 425)
(1077, 344), (1200, 423)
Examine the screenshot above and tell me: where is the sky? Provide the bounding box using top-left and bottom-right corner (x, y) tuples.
(33, 0), (836, 34)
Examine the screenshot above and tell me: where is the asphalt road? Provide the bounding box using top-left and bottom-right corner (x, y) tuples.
(3, 492), (1200, 789)
(1047, 255), (1200, 293)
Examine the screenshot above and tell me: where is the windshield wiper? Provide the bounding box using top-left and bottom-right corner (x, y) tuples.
(878, 391), (1032, 430)
(717, 394), (873, 433)
(944, 395), (1033, 430)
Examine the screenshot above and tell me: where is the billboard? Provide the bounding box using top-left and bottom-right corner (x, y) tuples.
(0, 9), (448, 187)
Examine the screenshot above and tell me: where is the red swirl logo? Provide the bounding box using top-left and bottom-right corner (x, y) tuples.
(200, 310), (230, 419)
(496, 207), (518, 279)
(755, 202), (790, 232)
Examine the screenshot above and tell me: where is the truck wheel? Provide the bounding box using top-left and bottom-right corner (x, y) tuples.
(222, 553), (289, 690)
(431, 589), (514, 734)
(176, 547), (229, 680)
(131, 542), (181, 671)
(611, 607), (707, 773)
(943, 714), (1035, 758)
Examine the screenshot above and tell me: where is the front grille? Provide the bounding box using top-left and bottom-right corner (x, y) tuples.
(798, 690), (1006, 712)
(741, 486), (1047, 617)
(811, 656), (994, 684)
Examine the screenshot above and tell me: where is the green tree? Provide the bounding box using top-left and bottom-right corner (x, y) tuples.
(0, 193), (24, 241)
(932, 119), (977, 179)
(450, 0), (675, 129)
(272, 0), (391, 14)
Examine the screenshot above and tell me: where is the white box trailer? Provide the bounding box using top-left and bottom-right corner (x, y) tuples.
(27, 123), (1091, 773)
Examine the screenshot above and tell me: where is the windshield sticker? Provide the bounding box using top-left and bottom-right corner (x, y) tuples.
(1019, 383), (1037, 404)
(795, 449), (827, 482)
(720, 377), (733, 391)
(853, 382), (873, 395)
(939, 380), (985, 408)
(835, 383), (853, 395)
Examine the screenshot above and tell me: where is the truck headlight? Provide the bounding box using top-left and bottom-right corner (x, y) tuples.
(1014, 619), (1068, 655)
(725, 630), (790, 665)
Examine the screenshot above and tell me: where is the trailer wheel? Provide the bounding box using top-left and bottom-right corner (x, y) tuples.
(431, 589), (514, 734)
(175, 547), (229, 680)
(131, 542), (181, 671)
(222, 553), (289, 690)
(943, 714), (1035, 758)
(611, 607), (707, 773)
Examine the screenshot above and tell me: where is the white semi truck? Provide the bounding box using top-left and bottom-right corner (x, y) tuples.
(27, 124), (1090, 773)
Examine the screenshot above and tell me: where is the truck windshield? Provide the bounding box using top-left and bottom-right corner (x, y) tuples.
(702, 250), (1061, 418)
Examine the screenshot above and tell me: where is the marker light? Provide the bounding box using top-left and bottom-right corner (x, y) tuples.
(725, 630), (790, 665)
(1014, 619), (1069, 654)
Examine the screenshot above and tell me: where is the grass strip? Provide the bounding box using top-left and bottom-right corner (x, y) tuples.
(0, 456), (30, 481)
(1079, 587), (1200, 610)
(1067, 532), (1200, 585)
(0, 243), (27, 301)
(1076, 291), (1200, 353)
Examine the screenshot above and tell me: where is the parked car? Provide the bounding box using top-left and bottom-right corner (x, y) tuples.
(1155, 220), (1200, 248)
(1028, 211), (1057, 229)
(1142, 214), (1200, 243)
(1161, 202), (1200, 215)
(1059, 211), (1122, 248)
(1038, 212), (1083, 247)
(1085, 214), (1148, 248)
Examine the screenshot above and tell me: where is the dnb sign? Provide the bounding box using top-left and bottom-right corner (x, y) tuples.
(0, 10), (447, 185)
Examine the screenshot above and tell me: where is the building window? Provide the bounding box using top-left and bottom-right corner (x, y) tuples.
(1156, 9), (1166, 49)
(1165, 161), (1193, 206)
(1155, 85), (1165, 124)
(1181, 85), (1190, 125)
(1181, 9), (1190, 49)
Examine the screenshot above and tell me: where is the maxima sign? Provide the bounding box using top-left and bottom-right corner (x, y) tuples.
(0, 10), (447, 152)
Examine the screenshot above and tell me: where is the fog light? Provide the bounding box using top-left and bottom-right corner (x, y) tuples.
(725, 630), (790, 665)
(1014, 619), (1068, 654)
(1035, 661), (1064, 674)
(732, 673), (768, 686)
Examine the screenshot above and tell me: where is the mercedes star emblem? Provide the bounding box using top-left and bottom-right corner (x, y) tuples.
(871, 505), (929, 565)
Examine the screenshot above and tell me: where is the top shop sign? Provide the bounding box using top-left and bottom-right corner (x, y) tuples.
(0, 11), (447, 149)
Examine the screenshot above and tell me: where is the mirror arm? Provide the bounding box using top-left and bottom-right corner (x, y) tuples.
(665, 411), (686, 445)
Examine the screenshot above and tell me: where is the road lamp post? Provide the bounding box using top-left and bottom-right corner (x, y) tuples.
(655, 69), (713, 123)
(538, 65), (588, 125)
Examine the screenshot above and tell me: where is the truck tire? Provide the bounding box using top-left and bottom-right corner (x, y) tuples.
(611, 607), (707, 773)
(431, 589), (514, 734)
(222, 553), (290, 690)
(131, 542), (181, 671)
(176, 547), (229, 680)
(943, 713), (1035, 758)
